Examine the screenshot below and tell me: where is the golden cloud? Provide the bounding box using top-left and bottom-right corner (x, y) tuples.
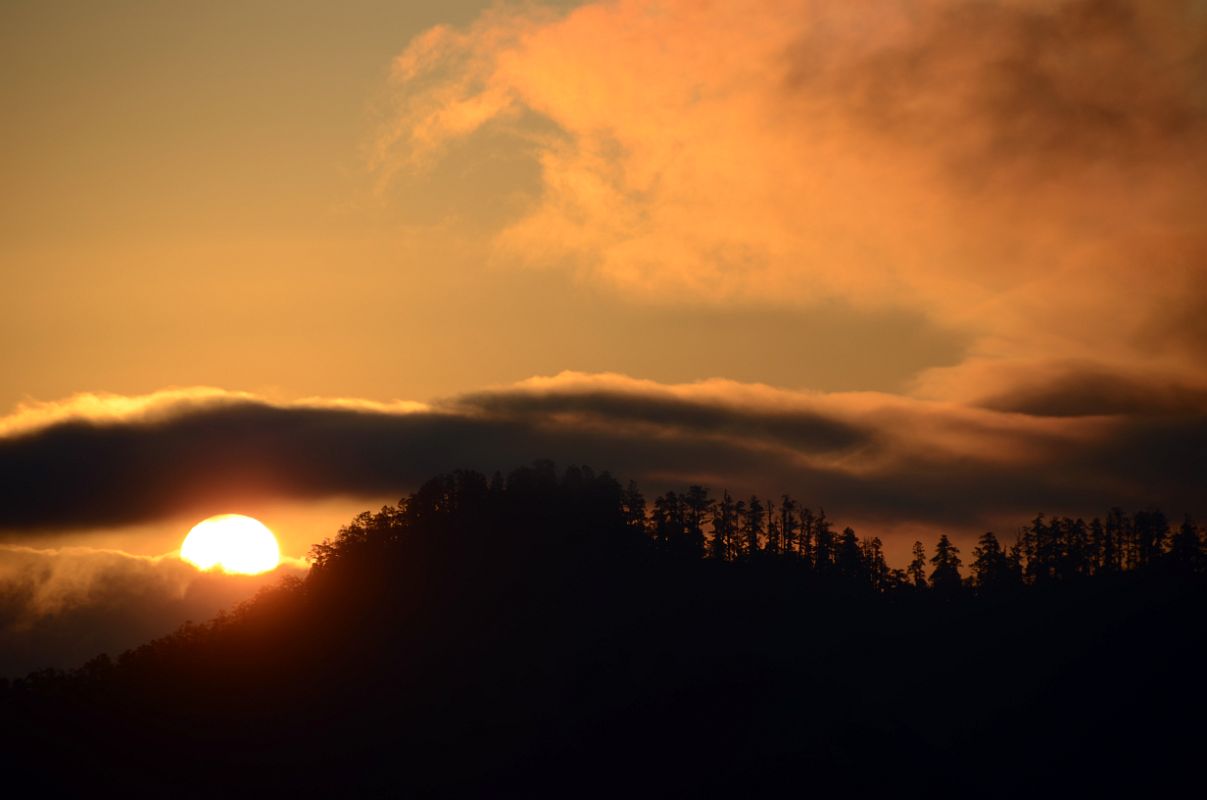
(378, 0), (1207, 394)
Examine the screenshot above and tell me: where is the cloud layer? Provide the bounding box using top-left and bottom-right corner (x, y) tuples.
(0, 544), (303, 676)
(2, 377), (1202, 542)
(377, 0), (1207, 397)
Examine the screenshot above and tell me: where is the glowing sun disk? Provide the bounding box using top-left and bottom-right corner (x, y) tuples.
(181, 514), (281, 575)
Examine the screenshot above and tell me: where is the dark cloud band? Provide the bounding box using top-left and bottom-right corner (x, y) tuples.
(1, 379), (1203, 535)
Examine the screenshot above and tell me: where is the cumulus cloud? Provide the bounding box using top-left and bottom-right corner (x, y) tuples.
(1, 379), (1202, 546)
(376, 0), (1207, 396)
(0, 544), (304, 676)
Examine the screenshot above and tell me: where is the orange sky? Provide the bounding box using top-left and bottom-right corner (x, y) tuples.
(2, 0), (990, 414)
(4, 0), (1202, 408)
(1, 1), (1205, 668)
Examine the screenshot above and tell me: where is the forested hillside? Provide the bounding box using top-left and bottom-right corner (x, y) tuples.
(3, 462), (1204, 797)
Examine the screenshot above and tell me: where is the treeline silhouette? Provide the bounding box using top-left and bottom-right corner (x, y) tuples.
(2, 462), (1205, 797)
(596, 464), (1205, 591)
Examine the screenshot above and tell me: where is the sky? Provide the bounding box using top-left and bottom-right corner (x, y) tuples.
(2, 0), (1205, 673)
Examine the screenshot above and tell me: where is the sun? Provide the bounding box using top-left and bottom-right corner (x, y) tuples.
(181, 514), (281, 575)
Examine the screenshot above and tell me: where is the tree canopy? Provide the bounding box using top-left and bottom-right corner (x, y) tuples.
(2, 462), (1204, 797)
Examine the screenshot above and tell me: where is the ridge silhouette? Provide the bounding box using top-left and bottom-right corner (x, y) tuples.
(2, 462), (1205, 797)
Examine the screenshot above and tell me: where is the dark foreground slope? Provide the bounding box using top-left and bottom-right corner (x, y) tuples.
(3, 466), (1205, 797)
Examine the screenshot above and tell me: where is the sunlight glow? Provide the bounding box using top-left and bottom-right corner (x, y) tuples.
(180, 514), (281, 575)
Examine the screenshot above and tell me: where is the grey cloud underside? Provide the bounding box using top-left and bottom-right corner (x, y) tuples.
(456, 390), (866, 452)
(0, 397), (858, 530)
(1, 384), (1204, 534)
(977, 367), (1207, 417)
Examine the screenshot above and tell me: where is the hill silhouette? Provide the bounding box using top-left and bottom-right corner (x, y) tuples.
(3, 462), (1205, 797)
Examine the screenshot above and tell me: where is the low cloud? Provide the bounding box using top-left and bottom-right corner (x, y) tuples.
(1, 377), (1202, 544)
(974, 361), (1207, 417)
(0, 544), (304, 676)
